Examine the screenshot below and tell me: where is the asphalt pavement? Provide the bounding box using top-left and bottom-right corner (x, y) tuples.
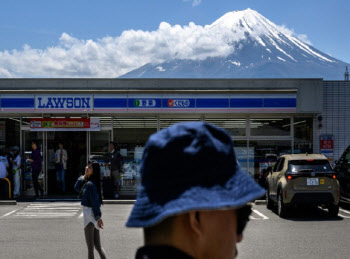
(0, 202), (349, 259)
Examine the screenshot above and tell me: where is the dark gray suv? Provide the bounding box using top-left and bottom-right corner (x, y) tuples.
(334, 146), (350, 203)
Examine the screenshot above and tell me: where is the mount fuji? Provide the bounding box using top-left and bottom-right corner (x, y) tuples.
(120, 9), (348, 79)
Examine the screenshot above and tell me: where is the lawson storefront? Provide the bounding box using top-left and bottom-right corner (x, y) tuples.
(0, 78), (322, 198)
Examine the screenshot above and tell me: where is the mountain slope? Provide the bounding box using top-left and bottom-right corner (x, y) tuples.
(120, 9), (348, 79)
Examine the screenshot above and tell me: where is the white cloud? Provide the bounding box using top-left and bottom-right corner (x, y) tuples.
(0, 67), (12, 77)
(277, 25), (312, 45)
(0, 22), (234, 78)
(296, 34), (312, 45)
(192, 0), (202, 6)
(183, 0), (202, 7)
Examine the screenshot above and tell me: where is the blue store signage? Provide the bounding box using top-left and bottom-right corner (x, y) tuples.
(35, 95), (93, 110)
(0, 94), (297, 113)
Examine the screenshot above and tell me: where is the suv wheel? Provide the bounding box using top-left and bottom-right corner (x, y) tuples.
(328, 203), (339, 217)
(278, 192), (288, 218)
(266, 188), (273, 210)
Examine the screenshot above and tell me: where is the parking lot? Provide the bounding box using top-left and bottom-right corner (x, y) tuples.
(1, 202), (350, 259)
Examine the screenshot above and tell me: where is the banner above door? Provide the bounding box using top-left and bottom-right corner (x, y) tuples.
(30, 118), (100, 131)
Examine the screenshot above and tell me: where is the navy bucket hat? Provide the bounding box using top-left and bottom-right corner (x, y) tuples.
(126, 122), (264, 228)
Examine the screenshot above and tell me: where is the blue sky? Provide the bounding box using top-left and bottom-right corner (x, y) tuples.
(0, 0), (349, 77)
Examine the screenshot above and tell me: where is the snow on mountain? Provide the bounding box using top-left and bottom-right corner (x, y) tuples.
(120, 9), (348, 79)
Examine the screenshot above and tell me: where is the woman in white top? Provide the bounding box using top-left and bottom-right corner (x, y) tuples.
(75, 162), (106, 259)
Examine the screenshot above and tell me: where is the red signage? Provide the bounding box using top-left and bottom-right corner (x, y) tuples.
(168, 99), (174, 107)
(30, 118), (100, 131)
(320, 139), (333, 150)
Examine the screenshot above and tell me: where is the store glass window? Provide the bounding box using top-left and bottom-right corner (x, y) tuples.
(113, 116), (157, 196)
(294, 117), (313, 154)
(249, 140), (291, 181)
(0, 118), (21, 150)
(90, 131), (110, 158)
(233, 140), (249, 173)
(90, 117), (112, 161)
(205, 117), (246, 136)
(0, 119), (5, 149)
(160, 115), (201, 129)
(250, 118), (291, 136)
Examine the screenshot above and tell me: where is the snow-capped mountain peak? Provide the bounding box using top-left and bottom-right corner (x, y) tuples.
(209, 9), (333, 63)
(120, 9), (348, 79)
(210, 8), (265, 28)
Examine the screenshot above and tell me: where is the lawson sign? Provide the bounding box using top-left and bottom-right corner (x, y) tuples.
(35, 95), (93, 111)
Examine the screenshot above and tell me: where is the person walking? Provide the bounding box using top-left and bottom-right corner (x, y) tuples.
(126, 122), (265, 259)
(108, 142), (122, 198)
(75, 162), (107, 259)
(27, 140), (44, 199)
(55, 142), (68, 193)
(12, 146), (21, 198)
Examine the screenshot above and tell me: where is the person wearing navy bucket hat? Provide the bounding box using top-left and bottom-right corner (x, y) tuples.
(126, 122), (264, 259)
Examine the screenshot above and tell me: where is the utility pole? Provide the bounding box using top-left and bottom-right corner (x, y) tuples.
(345, 66), (349, 81)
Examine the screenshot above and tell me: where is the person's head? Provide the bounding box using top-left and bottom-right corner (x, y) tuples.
(58, 143), (63, 150)
(0, 149), (5, 157)
(126, 122), (264, 259)
(5, 146), (10, 153)
(85, 162), (103, 204)
(109, 141), (115, 152)
(13, 146), (20, 157)
(143, 205), (251, 259)
(31, 140), (38, 150)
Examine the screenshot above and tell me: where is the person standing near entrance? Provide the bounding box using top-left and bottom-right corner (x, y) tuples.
(108, 141), (122, 198)
(0, 149), (9, 179)
(5, 147), (14, 197)
(12, 146), (21, 198)
(27, 140), (44, 199)
(75, 162), (106, 259)
(55, 143), (68, 193)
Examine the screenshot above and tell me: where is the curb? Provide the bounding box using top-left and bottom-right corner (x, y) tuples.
(34, 199), (81, 202)
(14, 199), (136, 204)
(103, 200), (135, 204)
(0, 200), (17, 205)
(255, 200), (266, 205)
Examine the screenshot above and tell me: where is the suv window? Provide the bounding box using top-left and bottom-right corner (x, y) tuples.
(288, 160), (332, 173)
(277, 158), (285, 171)
(273, 158), (281, 172)
(344, 149), (350, 164)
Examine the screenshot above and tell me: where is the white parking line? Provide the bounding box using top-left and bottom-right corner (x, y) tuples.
(339, 208), (350, 215)
(7, 203), (81, 219)
(318, 207), (350, 219)
(1, 209), (21, 218)
(252, 209), (269, 220)
(338, 214), (350, 219)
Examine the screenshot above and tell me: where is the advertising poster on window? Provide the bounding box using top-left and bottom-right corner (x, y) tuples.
(120, 161), (141, 195)
(30, 118), (100, 131)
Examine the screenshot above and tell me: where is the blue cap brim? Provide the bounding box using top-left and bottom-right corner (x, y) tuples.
(126, 167), (265, 228)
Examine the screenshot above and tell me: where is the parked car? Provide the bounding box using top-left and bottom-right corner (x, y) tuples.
(258, 166), (273, 188)
(334, 146), (350, 203)
(265, 154), (340, 218)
